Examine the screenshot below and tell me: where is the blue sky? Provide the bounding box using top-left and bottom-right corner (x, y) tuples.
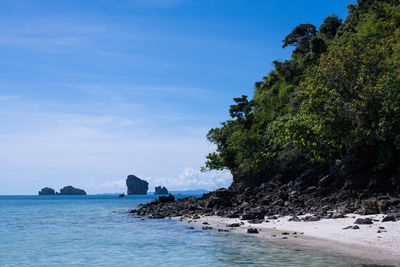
(0, 0), (352, 194)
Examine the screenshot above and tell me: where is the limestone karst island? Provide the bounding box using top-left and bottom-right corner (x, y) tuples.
(38, 186), (87, 195)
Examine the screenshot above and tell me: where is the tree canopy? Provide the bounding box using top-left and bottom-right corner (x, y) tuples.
(203, 0), (400, 187)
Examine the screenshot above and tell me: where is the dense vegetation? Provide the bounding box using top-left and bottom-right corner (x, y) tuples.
(203, 0), (400, 190)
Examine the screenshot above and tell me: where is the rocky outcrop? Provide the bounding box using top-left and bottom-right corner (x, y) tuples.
(57, 186), (86, 195)
(131, 179), (400, 220)
(155, 186), (168, 195)
(130, 157), (400, 220)
(38, 187), (56, 195)
(126, 175), (148, 195)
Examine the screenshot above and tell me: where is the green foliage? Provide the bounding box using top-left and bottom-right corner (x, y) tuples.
(203, 0), (400, 185)
(282, 24), (317, 54)
(319, 14), (342, 38)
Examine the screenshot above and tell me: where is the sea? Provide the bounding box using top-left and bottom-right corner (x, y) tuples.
(0, 194), (370, 266)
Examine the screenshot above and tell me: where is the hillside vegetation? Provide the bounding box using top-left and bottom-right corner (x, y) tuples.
(203, 0), (400, 193)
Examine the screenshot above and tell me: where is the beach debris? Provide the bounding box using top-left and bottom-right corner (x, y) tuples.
(202, 222), (209, 225)
(281, 232), (290, 235)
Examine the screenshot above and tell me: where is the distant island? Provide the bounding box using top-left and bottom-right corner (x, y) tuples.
(38, 186), (86, 195)
(126, 175), (148, 195)
(154, 186), (168, 195)
(38, 187), (56, 195)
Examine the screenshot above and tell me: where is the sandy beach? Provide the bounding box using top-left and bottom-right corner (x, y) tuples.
(176, 214), (400, 266)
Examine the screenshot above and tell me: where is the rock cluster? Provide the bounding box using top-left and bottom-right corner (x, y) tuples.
(130, 176), (400, 220)
(126, 175), (148, 195)
(154, 186), (168, 195)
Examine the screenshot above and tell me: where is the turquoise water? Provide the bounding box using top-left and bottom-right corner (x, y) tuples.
(0, 195), (365, 266)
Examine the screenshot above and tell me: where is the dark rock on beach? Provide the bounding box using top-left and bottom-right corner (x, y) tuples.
(343, 225), (360, 230)
(382, 215), (396, 222)
(354, 218), (373, 225)
(227, 223), (241, 227)
(247, 228), (259, 234)
(126, 175), (149, 195)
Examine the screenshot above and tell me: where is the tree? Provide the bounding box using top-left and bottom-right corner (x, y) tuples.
(319, 14), (342, 38)
(282, 24), (317, 54)
(229, 95), (254, 121)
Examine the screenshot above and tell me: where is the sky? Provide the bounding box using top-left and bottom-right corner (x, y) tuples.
(0, 0), (353, 194)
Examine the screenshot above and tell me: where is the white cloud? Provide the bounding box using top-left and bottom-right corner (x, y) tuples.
(99, 179), (126, 189)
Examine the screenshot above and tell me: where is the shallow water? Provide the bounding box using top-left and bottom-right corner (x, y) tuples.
(0, 195), (368, 266)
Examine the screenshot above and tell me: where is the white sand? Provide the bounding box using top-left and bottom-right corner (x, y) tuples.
(176, 214), (400, 266)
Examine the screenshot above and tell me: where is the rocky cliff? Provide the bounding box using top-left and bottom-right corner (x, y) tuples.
(38, 187), (56, 195)
(154, 186), (168, 195)
(126, 175), (148, 195)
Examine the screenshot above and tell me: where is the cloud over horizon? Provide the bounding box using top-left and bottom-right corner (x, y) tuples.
(92, 167), (232, 193)
(0, 92), (229, 194)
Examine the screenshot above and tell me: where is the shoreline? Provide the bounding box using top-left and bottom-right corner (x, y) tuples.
(172, 213), (400, 266)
